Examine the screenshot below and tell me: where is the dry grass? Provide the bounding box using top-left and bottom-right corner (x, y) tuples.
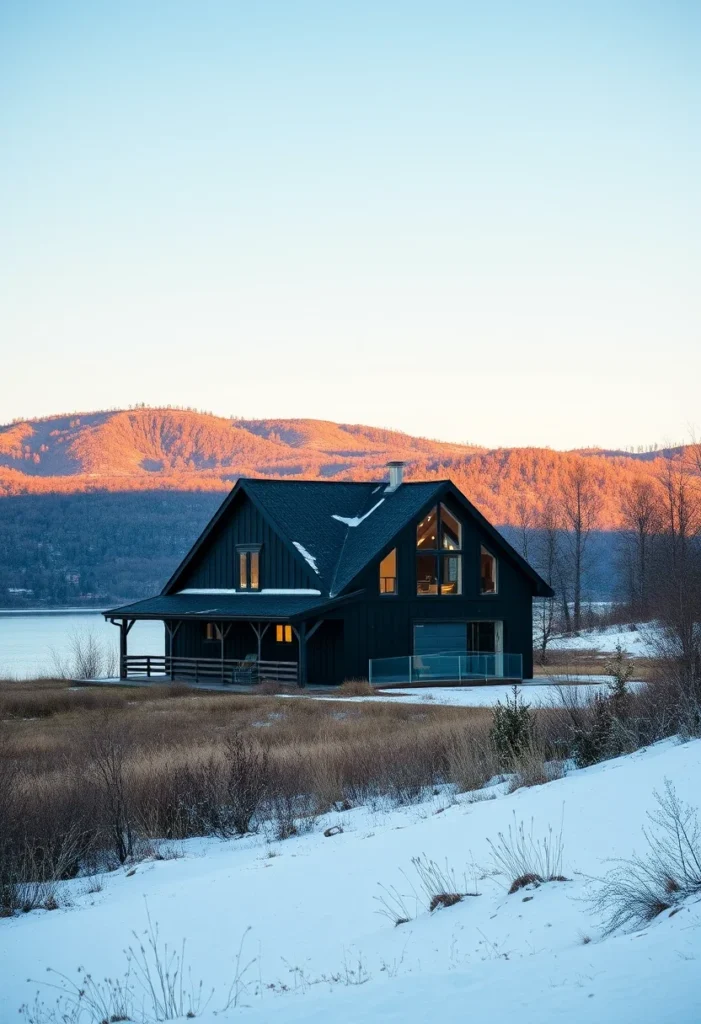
(336, 678), (376, 697)
(533, 649), (660, 682)
(0, 677), (496, 912)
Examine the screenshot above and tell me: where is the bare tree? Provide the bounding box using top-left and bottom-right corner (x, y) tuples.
(514, 498), (535, 562)
(90, 720), (134, 864)
(532, 497), (560, 664)
(558, 459), (603, 633)
(619, 478), (662, 618)
(649, 452), (701, 691)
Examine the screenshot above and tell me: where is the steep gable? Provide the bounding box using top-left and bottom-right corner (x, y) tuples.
(163, 476), (553, 600)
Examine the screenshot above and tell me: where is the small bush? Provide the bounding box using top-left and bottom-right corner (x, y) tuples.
(337, 679), (375, 697)
(375, 854), (479, 925)
(221, 733), (270, 836)
(508, 735), (564, 792)
(487, 812), (566, 891)
(591, 780), (701, 934)
(411, 854), (478, 912)
(490, 686), (535, 768)
(257, 680), (296, 696)
(572, 693), (614, 767)
(446, 724), (500, 793)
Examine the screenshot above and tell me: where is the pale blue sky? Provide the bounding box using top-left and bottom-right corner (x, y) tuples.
(2, 1), (700, 448)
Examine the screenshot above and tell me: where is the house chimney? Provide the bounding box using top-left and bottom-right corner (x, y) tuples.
(385, 461), (405, 493)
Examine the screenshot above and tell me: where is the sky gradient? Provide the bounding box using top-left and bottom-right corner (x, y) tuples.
(2, 1), (700, 449)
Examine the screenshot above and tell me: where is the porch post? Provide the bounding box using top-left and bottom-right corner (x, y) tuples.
(219, 623), (232, 683)
(249, 622), (270, 664)
(115, 618), (134, 680)
(165, 621), (181, 680)
(297, 621), (307, 688)
(119, 619), (128, 680)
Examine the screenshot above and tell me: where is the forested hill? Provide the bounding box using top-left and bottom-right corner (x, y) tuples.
(0, 408), (689, 527)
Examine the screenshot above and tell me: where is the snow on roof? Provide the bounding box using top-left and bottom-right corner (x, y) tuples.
(332, 498), (385, 528)
(293, 541), (320, 575)
(179, 588), (321, 596)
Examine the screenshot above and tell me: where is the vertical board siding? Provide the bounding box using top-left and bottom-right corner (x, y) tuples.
(170, 485), (536, 683)
(176, 493), (315, 591)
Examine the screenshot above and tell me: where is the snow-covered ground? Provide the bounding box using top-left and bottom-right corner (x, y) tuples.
(549, 622), (659, 657)
(3, 738), (700, 1023)
(314, 679), (626, 708)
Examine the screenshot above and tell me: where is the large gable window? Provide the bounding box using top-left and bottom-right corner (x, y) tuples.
(237, 545), (261, 590)
(416, 505), (462, 595)
(379, 548), (397, 594)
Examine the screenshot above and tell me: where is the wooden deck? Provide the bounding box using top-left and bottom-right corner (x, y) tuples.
(120, 654), (299, 686)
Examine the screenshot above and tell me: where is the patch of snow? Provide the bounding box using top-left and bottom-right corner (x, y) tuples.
(179, 588), (322, 596)
(332, 499), (385, 528)
(549, 622), (660, 657)
(302, 678), (639, 708)
(292, 542), (320, 575)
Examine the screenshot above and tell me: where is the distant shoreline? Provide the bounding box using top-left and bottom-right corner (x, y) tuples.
(0, 608), (106, 616)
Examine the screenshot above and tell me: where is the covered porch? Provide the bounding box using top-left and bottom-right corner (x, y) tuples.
(104, 592), (340, 688)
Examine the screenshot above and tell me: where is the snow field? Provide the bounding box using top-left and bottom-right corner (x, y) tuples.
(3, 738), (701, 1023)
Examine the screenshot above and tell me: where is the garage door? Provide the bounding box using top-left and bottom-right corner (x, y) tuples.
(413, 622), (466, 656)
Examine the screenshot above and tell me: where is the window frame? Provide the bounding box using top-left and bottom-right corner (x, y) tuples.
(236, 544), (261, 591)
(275, 623), (293, 643)
(415, 503), (463, 596)
(480, 545), (498, 595)
(379, 547), (398, 596)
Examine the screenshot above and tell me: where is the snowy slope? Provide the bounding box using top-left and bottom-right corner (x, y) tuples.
(549, 623), (658, 657)
(3, 739), (701, 1023)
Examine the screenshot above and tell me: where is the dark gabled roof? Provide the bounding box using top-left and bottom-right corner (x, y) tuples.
(245, 478), (447, 597)
(160, 476), (553, 602)
(330, 482), (446, 595)
(104, 592), (336, 622)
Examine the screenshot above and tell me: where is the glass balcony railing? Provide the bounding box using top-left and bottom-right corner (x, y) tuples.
(368, 651), (523, 686)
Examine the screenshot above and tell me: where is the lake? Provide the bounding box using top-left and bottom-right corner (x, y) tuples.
(0, 610), (164, 679)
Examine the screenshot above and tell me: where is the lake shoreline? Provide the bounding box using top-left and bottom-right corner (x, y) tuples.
(0, 612), (164, 678)
(0, 608), (109, 616)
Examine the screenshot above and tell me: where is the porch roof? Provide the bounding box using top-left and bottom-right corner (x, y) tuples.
(104, 592), (332, 622)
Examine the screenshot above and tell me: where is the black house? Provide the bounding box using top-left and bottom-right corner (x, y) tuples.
(105, 465), (552, 686)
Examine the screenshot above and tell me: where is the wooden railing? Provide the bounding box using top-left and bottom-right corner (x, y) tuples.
(122, 655), (299, 686)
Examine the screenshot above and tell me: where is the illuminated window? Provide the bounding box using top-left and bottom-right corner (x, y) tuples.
(237, 546), (261, 590)
(204, 622), (222, 641)
(379, 548), (397, 594)
(416, 504), (462, 595)
(481, 547), (497, 594)
(275, 623), (293, 643)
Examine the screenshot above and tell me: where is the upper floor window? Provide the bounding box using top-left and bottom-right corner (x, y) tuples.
(416, 504), (462, 595)
(238, 545), (261, 590)
(481, 546), (497, 594)
(379, 548), (397, 594)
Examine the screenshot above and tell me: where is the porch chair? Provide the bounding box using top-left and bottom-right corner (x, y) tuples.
(232, 653), (258, 685)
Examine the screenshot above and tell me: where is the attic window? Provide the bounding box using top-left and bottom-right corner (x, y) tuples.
(237, 545), (261, 590)
(481, 547), (497, 594)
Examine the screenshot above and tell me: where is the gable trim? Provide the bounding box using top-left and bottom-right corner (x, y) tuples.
(335, 481), (553, 598)
(162, 480), (323, 595)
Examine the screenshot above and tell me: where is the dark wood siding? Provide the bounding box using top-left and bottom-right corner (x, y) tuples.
(167, 483), (535, 683)
(331, 492), (535, 680)
(175, 492), (316, 591)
